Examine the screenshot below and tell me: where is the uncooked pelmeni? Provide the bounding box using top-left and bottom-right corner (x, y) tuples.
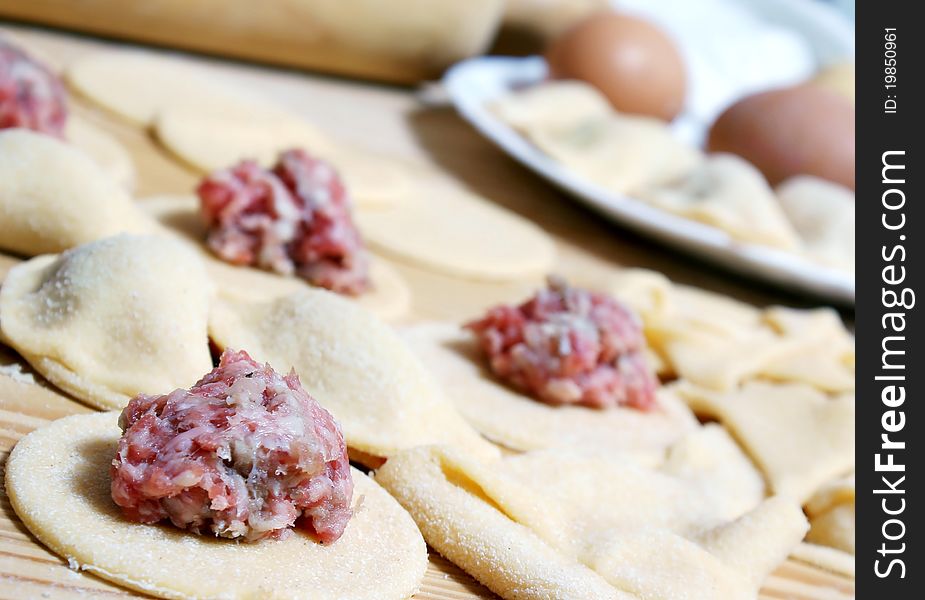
(6, 412), (428, 600)
(401, 322), (697, 454)
(356, 185), (556, 281)
(140, 195), (410, 320)
(491, 79), (614, 131)
(67, 51), (270, 126)
(208, 290), (499, 463)
(638, 153), (801, 250)
(0, 129), (151, 256)
(776, 175), (855, 272)
(66, 115), (136, 190)
(0, 234), (213, 410)
(528, 113), (701, 195)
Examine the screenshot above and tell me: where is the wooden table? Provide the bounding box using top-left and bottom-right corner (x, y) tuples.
(0, 22), (854, 600)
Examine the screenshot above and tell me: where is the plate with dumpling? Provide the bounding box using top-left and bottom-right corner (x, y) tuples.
(442, 9), (854, 304)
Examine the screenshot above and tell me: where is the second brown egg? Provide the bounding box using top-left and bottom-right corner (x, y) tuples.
(545, 12), (687, 121)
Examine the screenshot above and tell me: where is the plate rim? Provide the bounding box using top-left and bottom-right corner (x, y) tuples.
(442, 55), (855, 305)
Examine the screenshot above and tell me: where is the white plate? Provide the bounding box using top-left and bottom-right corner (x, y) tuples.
(442, 55), (855, 305)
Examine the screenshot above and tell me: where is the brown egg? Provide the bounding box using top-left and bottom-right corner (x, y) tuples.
(707, 85), (855, 190)
(545, 12), (686, 121)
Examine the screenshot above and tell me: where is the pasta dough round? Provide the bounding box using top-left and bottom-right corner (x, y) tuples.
(638, 153), (801, 250)
(776, 176), (855, 272)
(67, 51), (269, 126)
(154, 107), (408, 209)
(208, 290), (499, 462)
(66, 115), (136, 190)
(154, 104), (334, 173)
(140, 195), (411, 320)
(0, 234), (214, 410)
(356, 186), (556, 281)
(400, 323), (698, 453)
(490, 80), (614, 131)
(0, 129), (151, 256)
(6, 411), (428, 600)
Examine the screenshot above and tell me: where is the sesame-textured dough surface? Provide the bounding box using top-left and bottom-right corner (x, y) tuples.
(209, 290), (498, 462)
(355, 185), (556, 282)
(141, 194), (410, 320)
(66, 115), (136, 190)
(67, 52), (270, 126)
(0, 129), (151, 256)
(0, 235), (213, 410)
(377, 428), (807, 600)
(638, 154), (801, 250)
(6, 412), (428, 600)
(400, 322), (697, 453)
(676, 381), (855, 503)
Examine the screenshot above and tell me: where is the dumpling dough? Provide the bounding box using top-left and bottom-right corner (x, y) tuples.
(805, 475), (855, 555)
(0, 129), (151, 256)
(154, 106), (408, 209)
(400, 323), (697, 453)
(490, 80), (614, 131)
(66, 115), (136, 190)
(676, 381), (855, 503)
(6, 411), (427, 600)
(613, 273), (855, 393)
(776, 175), (855, 272)
(208, 290), (499, 462)
(154, 103), (334, 173)
(356, 185), (556, 281)
(530, 114), (701, 195)
(492, 80), (700, 194)
(761, 307), (855, 394)
(377, 426), (807, 600)
(140, 194), (410, 320)
(67, 51), (271, 126)
(638, 154), (801, 250)
(0, 234), (214, 410)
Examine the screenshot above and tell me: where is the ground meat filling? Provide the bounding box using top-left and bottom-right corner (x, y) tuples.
(111, 349), (354, 543)
(197, 149), (370, 295)
(0, 39), (67, 136)
(466, 276), (658, 410)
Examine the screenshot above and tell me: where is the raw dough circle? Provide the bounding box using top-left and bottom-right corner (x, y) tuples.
(140, 195), (411, 320)
(154, 108), (408, 209)
(6, 411), (428, 600)
(67, 52), (270, 126)
(66, 115), (136, 190)
(401, 323), (698, 453)
(356, 186), (556, 282)
(154, 104), (334, 173)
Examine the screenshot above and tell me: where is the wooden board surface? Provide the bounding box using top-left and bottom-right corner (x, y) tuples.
(0, 23), (854, 600)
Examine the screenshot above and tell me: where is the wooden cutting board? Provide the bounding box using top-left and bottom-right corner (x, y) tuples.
(0, 24), (854, 600)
